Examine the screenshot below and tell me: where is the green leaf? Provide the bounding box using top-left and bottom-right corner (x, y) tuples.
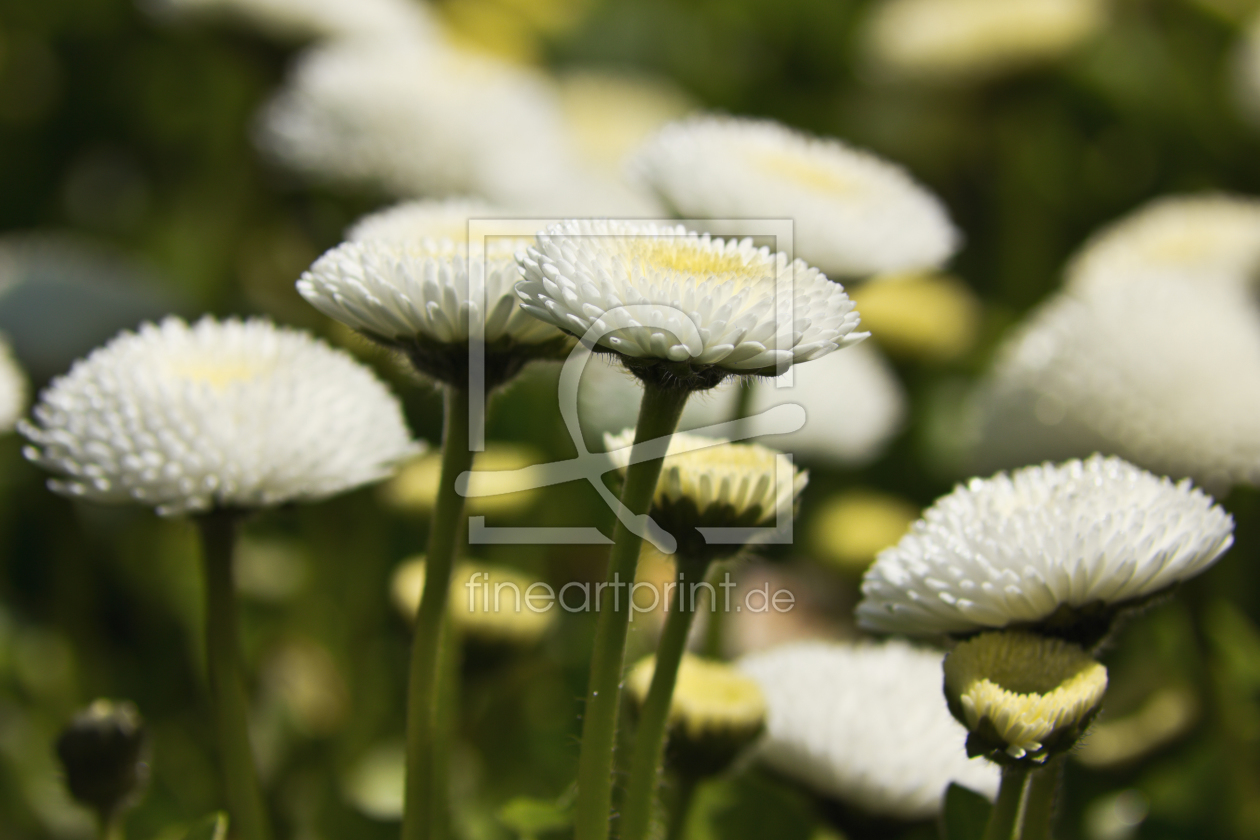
(940, 784), (991, 840)
(180, 812), (228, 840)
(497, 796), (573, 838)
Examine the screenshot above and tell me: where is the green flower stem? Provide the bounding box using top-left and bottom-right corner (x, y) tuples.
(196, 512), (273, 840)
(403, 386), (475, 840)
(983, 763), (1031, 840)
(701, 583), (727, 659)
(1020, 756), (1063, 840)
(573, 381), (691, 840)
(621, 555), (710, 840)
(430, 613), (461, 840)
(665, 772), (699, 840)
(97, 813), (123, 840)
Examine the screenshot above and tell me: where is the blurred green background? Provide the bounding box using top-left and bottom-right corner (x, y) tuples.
(2, 0), (1260, 838)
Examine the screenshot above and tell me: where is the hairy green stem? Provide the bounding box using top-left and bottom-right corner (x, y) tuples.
(403, 387), (475, 840)
(1020, 756), (1063, 840)
(573, 382), (690, 840)
(196, 512), (273, 840)
(620, 556), (710, 840)
(983, 764), (1031, 840)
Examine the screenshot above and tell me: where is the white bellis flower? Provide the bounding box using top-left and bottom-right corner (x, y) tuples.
(739, 640), (999, 819)
(857, 455), (1235, 641)
(630, 116), (958, 278)
(515, 219), (866, 386)
(20, 317), (419, 516)
(347, 198), (505, 245)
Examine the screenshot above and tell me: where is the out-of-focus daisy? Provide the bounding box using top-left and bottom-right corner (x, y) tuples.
(1065, 194), (1260, 291)
(391, 556), (555, 645)
(739, 640), (999, 819)
(20, 317), (418, 516)
(143, 0), (436, 42)
(380, 443), (543, 517)
(973, 277), (1260, 489)
(857, 455), (1234, 642)
(347, 198), (505, 245)
(557, 71), (694, 174)
(298, 238), (570, 387)
(944, 631), (1107, 762)
(516, 219), (866, 387)
(258, 39), (573, 205)
(863, 0), (1104, 83)
(849, 272), (982, 362)
(630, 116), (958, 278)
(0, 335), (27, 434)
(808, 489), (919, 574)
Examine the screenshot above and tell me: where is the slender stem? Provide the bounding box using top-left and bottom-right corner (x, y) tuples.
(983, 764), (1031, 840)
(700, 577), (726, 660)
(196, 512), (273, 840)
(97, 813), (122, 840)
(621, 556), (709, 840)
(1020, 756), (1063, 840)
(403, 387), (475, 840)
(573, 382), (691, 840)
(430, 613), (461, 840)
(665, 772), (699, 840)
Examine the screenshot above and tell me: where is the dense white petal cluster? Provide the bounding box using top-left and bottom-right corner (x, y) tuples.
(739, 640), (999, 819)
(347, 198), (504, 245)
(576, 342), (904, 465)
(630, 117), (958, 278)
(863, 0), (1103, 82)
(258, 40), (573, 204)
(298, 238), (565, 349)
(1066, 194), (1260, 291)
(20, 317), (419, 516)
(974, 277), (1260, 488)
(604, 429), (807, 526)
(516, 219), (866, 376)
(857, 455), (1235, 636)
(0, 336), (27, 434)
(144, 0), (436, 42)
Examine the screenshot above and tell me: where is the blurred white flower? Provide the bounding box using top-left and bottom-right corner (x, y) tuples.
(604, 429), (807, 529)
(739, 640), (999, 819)
(857, 455), (1234, 637)
(629, 116), (958, 278)
(557, 71), (695, 174)
(347, 198), (505, 245)
(626, 653), (766, 743)
(298, 238), (568, 384)
(1065, 194), (1260, 291)
(516, 219), (866, 380)
(258, 39), (574, 205)
(20, 317), (419, 516)
(144, 0), (436, 42)
(576, 342), (904, 466)
(973, 277), (1260, 488)
(0, 336), (27, 434)
(863, 0), (1103, 83)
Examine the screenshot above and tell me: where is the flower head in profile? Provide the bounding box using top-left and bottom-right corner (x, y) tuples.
(605, 429), (805, 558)
(863, 0), (1103, 83)
(739, 640), (999, 819)
(944, 631), (1107, 763)
(298, 238), (570, 387)
(20, 317), (419, 516)
(630, 117), (958, 278)
(516, 219), (866, 389)
(857, 455), (1235, 645)
(1066, 194), (1260, 292)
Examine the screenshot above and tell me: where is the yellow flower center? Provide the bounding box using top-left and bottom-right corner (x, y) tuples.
(628, 238), (771, 289)
(751, 148), (860, 195)
(171, 360), (270, 390)
(628, 653), (767, 741)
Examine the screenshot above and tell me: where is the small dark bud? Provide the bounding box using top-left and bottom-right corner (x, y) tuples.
(55, 699), (149, 821)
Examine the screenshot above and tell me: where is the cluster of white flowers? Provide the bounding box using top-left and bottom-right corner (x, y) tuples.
(857, 455), (1235, 637)
(20, 317), (418, 515)
(631, 116), (958, 278)
(739, 640), (999, 819)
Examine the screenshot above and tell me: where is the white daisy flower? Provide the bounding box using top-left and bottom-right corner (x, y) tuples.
(346, 198), (504, 245)
(857, 455), (1235, 640)
(629, 116), (959, 278)
(143, 0), (436, 42)
(1066, 194), (1260, 291)
(20, 317), (419, 516)
(515, 219), (866, 385)
(739, 640), (999, 819)
(258, 39), (574, 204)
(298, 238), (569, 386)
(0, 336), (27, 434)
(863, 0), (1104, 83)
(973, 277), (1260, 489)
(944, 631), (1107, 762)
